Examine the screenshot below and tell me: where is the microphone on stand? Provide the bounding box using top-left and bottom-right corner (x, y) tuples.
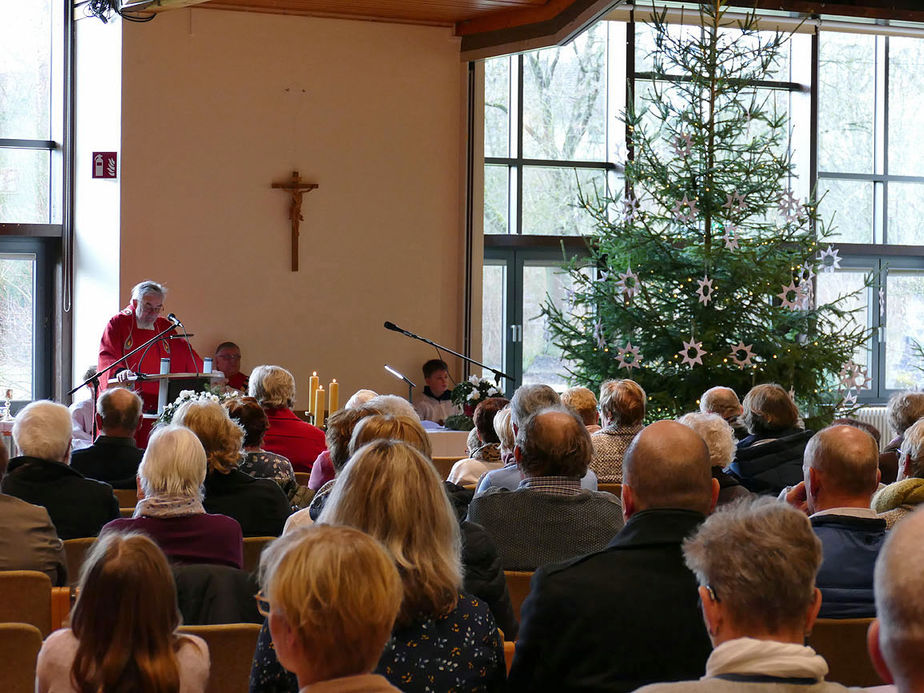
(167, 313), (183, 327)
(384, 321), (415, 338)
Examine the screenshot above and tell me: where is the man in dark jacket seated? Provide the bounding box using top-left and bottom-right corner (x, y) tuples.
(507, 420), (720, 693)
(731, 383), (814, 494)
(2, 400), (119, 539)
(70, 387), (144, 489)
(784, 424), (886, 618)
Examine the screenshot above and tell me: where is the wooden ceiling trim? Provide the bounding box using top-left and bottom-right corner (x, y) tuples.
(714, 0), (924, 23)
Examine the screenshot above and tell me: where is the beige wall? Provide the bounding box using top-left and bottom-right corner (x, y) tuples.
(114, 9), (466, 409)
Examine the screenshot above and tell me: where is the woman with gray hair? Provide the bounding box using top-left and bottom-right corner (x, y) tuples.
(873, 418), (924, 529)
(879, 391), (924, 485)
(678, 412), (751, 507)
(637, 498), (851, 693)
(102, 425), (243, 568)
(249, 365), (326, 474)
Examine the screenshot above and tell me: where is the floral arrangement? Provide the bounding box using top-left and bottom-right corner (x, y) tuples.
(451, 375), (503, 417)
(156, 388), (240, 426)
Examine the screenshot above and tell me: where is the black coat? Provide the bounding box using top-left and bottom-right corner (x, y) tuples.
(1, 456), (120, 539)
(70, 436), (143, 489)
(203, 469), (290, 537)
(731, 428), (815, 494)
(507, 509), (712, 693)
(444, 481), (519, 640)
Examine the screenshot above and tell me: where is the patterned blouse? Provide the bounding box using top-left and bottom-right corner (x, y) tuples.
(590, 423), (644, 483)
(239, 451), (313, 511)
(248, 593), (506, 693)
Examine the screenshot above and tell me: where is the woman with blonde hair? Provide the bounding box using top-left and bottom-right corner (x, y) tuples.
(174, 399), (290, 536)
(259, 525), (403, 691)
(36, 532), (209, 693)
(251, 439), (506, 692)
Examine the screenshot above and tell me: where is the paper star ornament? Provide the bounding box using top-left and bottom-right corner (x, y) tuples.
(729, 342), (754, 369)
(777, 280), (801, 310)
(622, 194), (639, 222)
(593, 321), (607, 349)
(672, 195), (699, 224)
(616, 342), (642, 372)
(616, 266), (641, 300)
(721, 223), (739, 250)
(680, 338), (706, 367)
(722, 191), (747, 214)
(672, 133), (693, 158)
(696, 275), (714, 305)
(818, 246), (841, 273)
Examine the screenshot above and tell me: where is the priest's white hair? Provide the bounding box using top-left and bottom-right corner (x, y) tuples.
(131, 280), (167, 301)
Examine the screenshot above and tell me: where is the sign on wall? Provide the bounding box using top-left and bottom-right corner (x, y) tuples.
(92, 152), (118, 179)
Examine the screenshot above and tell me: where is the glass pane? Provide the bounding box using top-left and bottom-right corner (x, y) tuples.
(818, 32), (875, 174)
(522, 22), (606, 161)
(635, 22), (700, 75)
(815, 269), (870, 372)
(484, 165), (509, 235)
(819, 178), (874, 243)
(888, 182), (924, 246)
(522, 166), (606, 236)
(888, 37), (924, 177)
(886, 272), (924, 390)
(0, 253), (35, 400)
(0, 0), (53, 140)
(481, 263), (506, 382)
(484, 57), (510, 159)
(0, 148), (51, 223)
(522, 263), (577, 390)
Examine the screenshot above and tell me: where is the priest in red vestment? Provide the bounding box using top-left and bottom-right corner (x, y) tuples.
(97, 281), (203, 444)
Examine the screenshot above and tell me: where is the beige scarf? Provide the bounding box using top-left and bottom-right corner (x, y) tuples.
(872, 478), (924, 514)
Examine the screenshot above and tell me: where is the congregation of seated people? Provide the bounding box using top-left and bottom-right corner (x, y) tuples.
(8, 372), (924, 692)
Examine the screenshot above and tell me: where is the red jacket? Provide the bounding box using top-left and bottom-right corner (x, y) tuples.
(262, 407), (326, 474)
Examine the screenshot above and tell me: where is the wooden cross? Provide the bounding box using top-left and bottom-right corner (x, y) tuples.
(272, 170), (318, 272)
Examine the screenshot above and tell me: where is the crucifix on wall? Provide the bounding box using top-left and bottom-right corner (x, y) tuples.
(272, 170), (318, 271)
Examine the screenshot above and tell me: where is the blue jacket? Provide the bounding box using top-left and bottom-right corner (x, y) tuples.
(812, 513), (887, 618)
(731, 428), (814, 495)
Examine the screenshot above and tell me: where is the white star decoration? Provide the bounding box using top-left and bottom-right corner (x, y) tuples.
(622, 194), (639, 222)
(593, 321), (607, 349)
(795, 280), (813, 311)
(696, 275), (714, 305)
(672, 195), (699, 224)
(818, 246), (841, 273)
(722, 191), (747, 214)
(680, 338), (706, 367)
(842, 391), (858, 408)
(672, 133), (693, 158)
(721, 223), (739, 250)
(616, 342), (642, 372)
(839, 360), (872, 392)
(729, 342), (755, 369)
(616, 266), (641, 300)
(879, 288), (885, 319)
(777, 280), (801, 311)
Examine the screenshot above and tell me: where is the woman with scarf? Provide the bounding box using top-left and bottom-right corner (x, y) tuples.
(874, 418), (924, 529)
(102, 425), (243, 569)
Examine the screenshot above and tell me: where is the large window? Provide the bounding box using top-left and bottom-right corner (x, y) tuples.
(0, 0), (65, 401)
(481, 10), (924, 399)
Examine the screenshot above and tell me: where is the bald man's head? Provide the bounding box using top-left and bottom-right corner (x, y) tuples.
(623, 420), (713, 515)
(873, 508), (924, 688)
(515, 407), (591, 478)
(97, 387), (143, 435)
(804, 425), (879, 510)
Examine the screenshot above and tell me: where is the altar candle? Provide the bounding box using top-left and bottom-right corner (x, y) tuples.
(328, 379), (339, 414)
(308, 372), (319, 417)
(314, 386), (325, 426)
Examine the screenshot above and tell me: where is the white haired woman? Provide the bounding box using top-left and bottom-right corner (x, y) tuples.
(678, 412), (751, 507)
(249, 365), (327, 474)
(873, 418), (924, 529)
(103, 426), (243, 568)
(636, 498), (852, 693)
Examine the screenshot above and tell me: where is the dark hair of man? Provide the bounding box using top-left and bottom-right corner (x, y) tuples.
(224, 397), (268, 448)
(326, 407), (381, 472)
(515, 407), (591, 478)
(215, 341), (239, 353)
(474, 397), (509, 445)
(422, 359), (449, 379)
(98, 388), (143, 433)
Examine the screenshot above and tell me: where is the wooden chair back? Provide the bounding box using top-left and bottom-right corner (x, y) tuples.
(0, 570), (52, 636)
(808, 617), (882, 687)
(242, 536), (276, 574)
(294, 472), (310, 487)
(63, 537), (96, 586)
(179, 623), (262, 693)
(504, 570), (534, 624)
(597, 482), (622, 497)
(0, 623), (43, 693)
(119, 507), (134, 518)
(51, 587), (74, 631)
(503, 640), (515, 674)
(113, 488), (138, 508)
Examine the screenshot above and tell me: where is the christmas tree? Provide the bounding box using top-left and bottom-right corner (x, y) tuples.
(543, 0), (873, 424)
